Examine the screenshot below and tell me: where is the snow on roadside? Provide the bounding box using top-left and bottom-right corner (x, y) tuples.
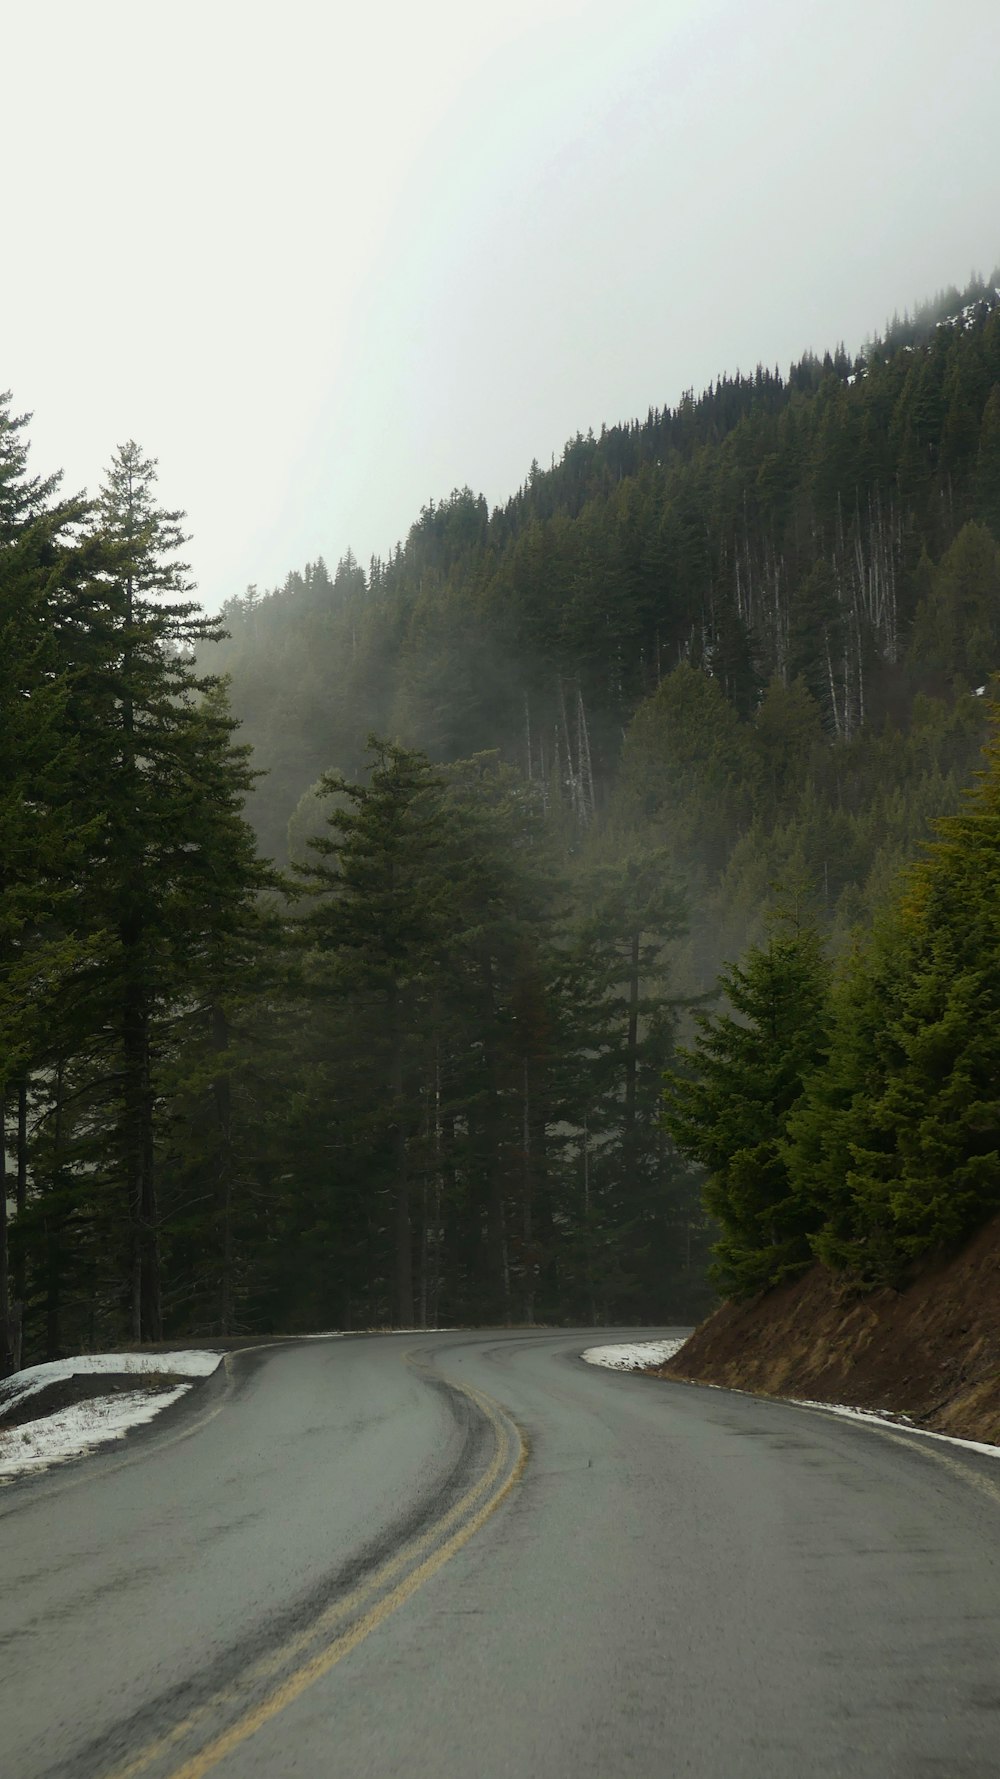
(790, 1397), (1000, 1460)
(0, 1386), (195, 1477)
(582, 1338), (689, 1371)
(0, 1349), (224, 1415)
(0, 1351), (226, 1481)
(583, 1346), (1000, 1459)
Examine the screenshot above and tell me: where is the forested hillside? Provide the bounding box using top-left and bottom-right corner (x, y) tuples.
(215, 274), (1000, 976)
(4, 270), (1000, 1370)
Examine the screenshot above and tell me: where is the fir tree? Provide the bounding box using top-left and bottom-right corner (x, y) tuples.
(664, 902), (830, 1297)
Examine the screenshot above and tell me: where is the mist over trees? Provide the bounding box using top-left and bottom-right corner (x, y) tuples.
(4, 270), (1000, 1364)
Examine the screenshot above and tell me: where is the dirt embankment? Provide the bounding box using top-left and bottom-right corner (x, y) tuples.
(659, 1213), (1000, 1445)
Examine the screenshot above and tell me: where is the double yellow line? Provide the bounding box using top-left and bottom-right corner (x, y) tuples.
(102, 1362), (526, 1779)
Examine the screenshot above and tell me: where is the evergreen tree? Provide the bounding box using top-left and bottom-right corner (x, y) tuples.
(973, 385), (1000, 539)
(19, 441), (257, 1349)
(909, 522), (1000, 681)
(152, 682), (282, 1334)
(664, 903), (830, 1297)
(784, 925), (905, 1283)
(799, 721), (1000, 1282)
(0, 398), (103, 1372)
(77, 444), (218, 1337)
(297, 739), (448, 1325)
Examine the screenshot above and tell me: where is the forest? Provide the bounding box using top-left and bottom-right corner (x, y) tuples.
(3, 269), (1000, 1369)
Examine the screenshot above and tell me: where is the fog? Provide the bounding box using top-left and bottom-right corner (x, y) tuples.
(5, 0), (998, 608)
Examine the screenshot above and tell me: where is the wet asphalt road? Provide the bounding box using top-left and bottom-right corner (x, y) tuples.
(2, 1328), (1000, 1779)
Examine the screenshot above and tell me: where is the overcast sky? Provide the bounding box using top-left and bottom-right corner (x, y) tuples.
(5, 0), (999, 609)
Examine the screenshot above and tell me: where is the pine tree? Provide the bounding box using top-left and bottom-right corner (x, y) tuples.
(45, 442), (228, 1342)
(297, 739), (448, 1325)
(151, 681), (282, 1334)
(663, 903), (830, 1297)
(784, 929), (904, 1282)
(908, 523), (1000, 681)
(973, 385), (1000, 539)
(432, 754), (561, 1323)
(809, 723), (1000, 1279)
(0, 397), (102, 1373)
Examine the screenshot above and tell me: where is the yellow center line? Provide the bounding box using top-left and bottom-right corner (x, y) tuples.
(164, 1430), (528, 1779)
(103, 1372), (526, 1779)
(108, 1385), (510, 1779)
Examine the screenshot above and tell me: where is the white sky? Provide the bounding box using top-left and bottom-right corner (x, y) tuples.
(4, 0), (999, 610)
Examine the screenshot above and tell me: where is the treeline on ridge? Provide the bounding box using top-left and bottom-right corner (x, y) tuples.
(216, 273), (1000, 871)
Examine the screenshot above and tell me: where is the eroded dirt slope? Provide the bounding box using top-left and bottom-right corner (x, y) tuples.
(660, 1213), (1000, 1444)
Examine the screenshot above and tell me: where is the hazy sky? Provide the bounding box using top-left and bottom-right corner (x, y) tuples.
(5, 0), (999, 609)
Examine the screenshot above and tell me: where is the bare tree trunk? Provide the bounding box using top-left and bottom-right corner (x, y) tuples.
(557, 676), (584, 822)
(825, 632), (841, 739)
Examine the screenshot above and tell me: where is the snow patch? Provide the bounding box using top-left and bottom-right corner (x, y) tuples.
(0, 1386), (193, 1478)
(582, 1338), (688, 1371)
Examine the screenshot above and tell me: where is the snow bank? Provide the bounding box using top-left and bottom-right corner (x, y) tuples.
(0, 1349), (223, 1415)
(582, 1338), (689, 1371)
(0, 1351), (226, 1480)
(0, 1386), (194, 1477)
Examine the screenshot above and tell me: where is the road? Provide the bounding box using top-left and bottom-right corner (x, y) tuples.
(2, 1328), (1000, 1779)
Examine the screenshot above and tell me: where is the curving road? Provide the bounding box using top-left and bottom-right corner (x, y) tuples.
(3, 1328), (1000, 1778)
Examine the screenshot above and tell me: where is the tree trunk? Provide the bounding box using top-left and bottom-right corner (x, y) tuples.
(427, 1045), (444, 1329)
(388, 984), (413, 1327)
(624, 928), (640, 1185)
(212, 1003), (235, 1335)
(13, 1079), (27, 1309)
(123, 953), (161, 1343)
(43, 1060), (67, 1361)
(582, 1113), (597, 1327)
(418, 1179), (428, 1331)
(521, 1059), (534, 1326)
(119, 564), (160, 1343)
(482, 968), (509, 1322)
(0, 1089), (13, 1377)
